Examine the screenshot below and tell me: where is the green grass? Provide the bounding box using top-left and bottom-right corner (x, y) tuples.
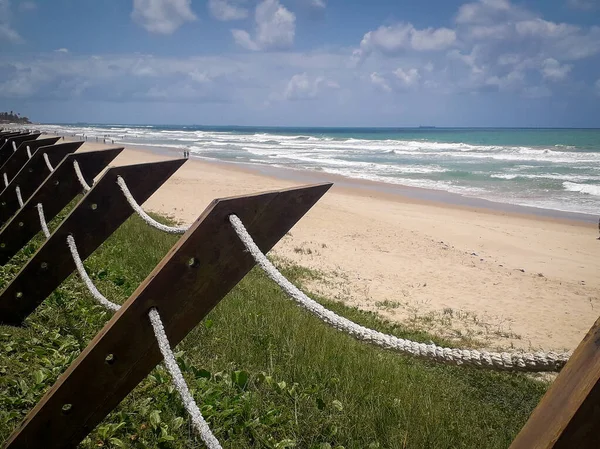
(0, 213), (546, 448)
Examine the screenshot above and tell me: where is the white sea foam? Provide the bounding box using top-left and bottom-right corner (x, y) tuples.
(33, 124), (600, 216)
(563, 182), (600, 196)
(491, 173), (600, 182)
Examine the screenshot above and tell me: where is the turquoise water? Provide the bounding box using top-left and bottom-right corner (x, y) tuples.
(37, 124), (600, 216)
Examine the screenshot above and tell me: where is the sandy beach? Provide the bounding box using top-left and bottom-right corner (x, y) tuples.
(67, 138), (600, 352)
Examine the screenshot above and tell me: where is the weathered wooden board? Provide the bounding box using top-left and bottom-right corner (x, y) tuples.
(0, 159), (186, 326)
(0, 132), (23, 139)
(0, 137), (61, 182)
(0, 133), (41, 165)
(2, 181), (331, 448)
(0, 142), (84, 225)
(510, 315), (600, 449)
(0, 148), (124, 265)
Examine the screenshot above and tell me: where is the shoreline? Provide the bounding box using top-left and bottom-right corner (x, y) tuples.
(41, 136), (600, 351)
(124, 141), (597, 226)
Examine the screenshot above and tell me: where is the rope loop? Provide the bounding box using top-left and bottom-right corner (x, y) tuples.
(149, 308), (222, 449)
(116, 176), (188, 234)
(15, 186), (23, 208)
(66, 235), (120, 312)
(37, 203), (50, 239)
(228, 214), (571, 373)
(66, 239), (221, 447)
(73, 160), (92, 192)
(43, 153), (54, 172)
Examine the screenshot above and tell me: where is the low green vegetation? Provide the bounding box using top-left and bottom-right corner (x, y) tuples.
(0, 213), (546, 448)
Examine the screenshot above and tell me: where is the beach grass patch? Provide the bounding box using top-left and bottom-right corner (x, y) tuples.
(0, 213), (545, 448)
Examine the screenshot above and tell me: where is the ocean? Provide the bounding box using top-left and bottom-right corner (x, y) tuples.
(35, 124), (600, 217)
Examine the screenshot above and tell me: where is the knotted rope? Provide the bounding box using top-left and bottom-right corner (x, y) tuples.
(12, 141), (17, 152)
(15, 186), (23, 208)
(43, 153), (54, 172)
(73, 160), (92, 192)
(37, 203), (50, 239)
(116, 176), (188, 234)
(229, 214), (570, 373)
(3, 173), (8, 188)
(26, 145), (32, 159)
(66, 235), (221, 447)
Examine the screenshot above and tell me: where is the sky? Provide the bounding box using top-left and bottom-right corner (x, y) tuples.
(0, 0), (599, 127)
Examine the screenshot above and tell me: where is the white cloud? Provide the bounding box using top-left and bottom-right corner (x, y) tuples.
(0, 0), (22, 42)
(350, 0), (600, 100)
(356, 23), (456, 59)
(132, 0), (196, 34)
(567, 0), (598, 10)
(394, 68), (420, 87)
(189, 70), (211, 83)
(231, 30), (260, 51)
(309, 0), (326, 8)
(208, 0), (248, 21)
(540, 58), (572, 81)
(370, 72), (391, 92)
(232, 0), (295, 51)
(455, 1), (600, 61)
(283, 72), (338, 100)
(456, 0), (520, 25)
(0, 23), (20, 42)
(55, 48), (69, 53)
(0, 51), (350, 104)
(485, 70), (524, 90)
(515, 19), (579, 39)
(595, 79), (600, 95)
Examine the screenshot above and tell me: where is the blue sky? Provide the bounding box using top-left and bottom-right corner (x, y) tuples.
(0, 0), (599, 127)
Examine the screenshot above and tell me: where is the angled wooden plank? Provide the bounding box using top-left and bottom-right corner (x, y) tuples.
(510, 316), (600, 449)
(0, 131), (22, 139)
(0, 133), (29, 153)
(0, 159), (186, 326)
(0, 133), (41, 165)
(0, 148), (124, 265)
(0, 137), (61, 181)
(2, 181), (331, 449)
(0, 142), (84, 225)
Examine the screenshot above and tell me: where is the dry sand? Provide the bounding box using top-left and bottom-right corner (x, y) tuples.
(70, 139), (600, 352)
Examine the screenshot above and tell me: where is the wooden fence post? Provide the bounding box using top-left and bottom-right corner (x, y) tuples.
(510, 316), (600, 448)
(0, 148), (124, 265)
(0, 137), (60, 181)
(0, 131), (22, 139)
(0, 159), (186, 326)
(0, 142), (84, 225)
(0, 133), (41, 165)
(2, 181), (331, 448)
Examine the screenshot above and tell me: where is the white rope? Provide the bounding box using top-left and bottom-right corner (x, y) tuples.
(67, 236), (221, 448)
(116, 176), (188, 234)
(26, 145), (32, 159)
(3, 172), (8, 188)
(15, 186), (23, 208)
(43, 153), (54, 172)
(12, 141), (17, 152)
(229, 214), (570, 373)
(36, 203), (50, 239)
(148, 308), (222, 449)
(73, 160), (92, 192)
(66, 235), (120, 312)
